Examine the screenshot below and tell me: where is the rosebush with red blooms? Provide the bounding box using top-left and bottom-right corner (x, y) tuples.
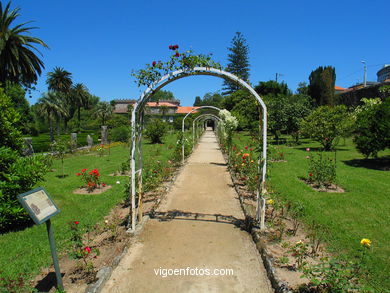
(77, 168), (101, 192)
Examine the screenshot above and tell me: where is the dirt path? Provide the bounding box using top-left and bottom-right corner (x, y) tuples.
(102, 130), (272, 293)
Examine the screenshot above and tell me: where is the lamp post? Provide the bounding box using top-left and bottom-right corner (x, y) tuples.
(361, 60), (367, 87)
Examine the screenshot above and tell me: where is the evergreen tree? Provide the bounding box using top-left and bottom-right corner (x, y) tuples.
(193, 96), (202, 106)
(222, 32), (250, 95)
(308, 66), (336, 106)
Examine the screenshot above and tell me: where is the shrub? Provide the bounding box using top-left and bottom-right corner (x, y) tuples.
(0, 147), (51, 232)
(301, 105), (351, 151)
(307, 152), (336, 188)
(353, 97), (390, 158)
(111, 126), (131, 142)
(144, 119), (167, 144)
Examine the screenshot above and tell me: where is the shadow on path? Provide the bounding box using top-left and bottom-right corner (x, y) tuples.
(148, 210), (253, 232)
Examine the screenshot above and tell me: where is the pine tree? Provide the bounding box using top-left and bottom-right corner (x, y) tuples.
(222, 32), (250, 95)
(193, 96), (202, 106)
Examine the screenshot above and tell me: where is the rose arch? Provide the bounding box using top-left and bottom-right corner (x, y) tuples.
(129, 67), (267, 231)
(192, 113), (221, 147)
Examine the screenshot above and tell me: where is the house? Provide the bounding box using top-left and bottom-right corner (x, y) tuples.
(335, 85), (347, 94)
(112, 99), (198, 122)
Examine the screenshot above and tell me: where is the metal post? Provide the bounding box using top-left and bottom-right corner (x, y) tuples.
(361, 60), (367, 87)
(45, 220), (63, 291)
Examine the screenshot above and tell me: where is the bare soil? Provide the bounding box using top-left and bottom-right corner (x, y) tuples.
(72, 185), (112, 194)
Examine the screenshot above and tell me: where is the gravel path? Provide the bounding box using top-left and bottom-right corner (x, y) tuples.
(101, 130), (272, 293)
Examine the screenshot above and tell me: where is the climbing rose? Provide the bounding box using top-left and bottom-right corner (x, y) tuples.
(82, 169), (87, 172)
(84, 246), (91, 253)
(76, 173), (81, 176)
(169, 45), (173, 50)
(152, 61), (156, 67)
(245, 146), (248, 150)
(175, 52), (180, 57)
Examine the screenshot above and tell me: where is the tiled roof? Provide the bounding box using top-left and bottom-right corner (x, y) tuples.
(146, 102), (178, 107)
(176, 106), (199, 114)
(335, 86), (347, 91)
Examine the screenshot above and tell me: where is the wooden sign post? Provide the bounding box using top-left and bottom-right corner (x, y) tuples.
(17, 187), (63, 291)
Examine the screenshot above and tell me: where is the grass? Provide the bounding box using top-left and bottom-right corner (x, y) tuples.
(233, 133), (390, 291)
(0, 132), (180, 286)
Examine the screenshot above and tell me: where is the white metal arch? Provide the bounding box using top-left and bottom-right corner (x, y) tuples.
(182, 106), (221, 163)
(192, 114), (221, 148)
(130, 67), (268, 231)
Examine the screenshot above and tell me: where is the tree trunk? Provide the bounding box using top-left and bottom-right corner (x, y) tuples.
(77, 107), (81, 131)
(49, 119), (54, 142)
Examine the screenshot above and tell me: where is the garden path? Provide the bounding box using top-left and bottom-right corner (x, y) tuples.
(102, 130), (272, 293)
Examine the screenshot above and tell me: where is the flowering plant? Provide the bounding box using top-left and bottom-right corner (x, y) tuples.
(76, 168), (101, 192)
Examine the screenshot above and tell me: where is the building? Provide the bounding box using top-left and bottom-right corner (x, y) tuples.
(377, 65), (390, 83)
(112, 99), (198, 122)
(335, 85), (347, 94)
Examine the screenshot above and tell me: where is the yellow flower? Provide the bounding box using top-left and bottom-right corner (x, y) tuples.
(266, 199), (274, 205)
(250, 160), (254, 163)
(360, 238), (371, 247)
(241, 163), (245, 167)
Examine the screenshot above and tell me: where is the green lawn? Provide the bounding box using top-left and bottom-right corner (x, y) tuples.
(0, 132), (179, 286)
(233, 133), (390, 291)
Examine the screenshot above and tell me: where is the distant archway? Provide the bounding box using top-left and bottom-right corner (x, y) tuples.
(130, 67), (267, 230)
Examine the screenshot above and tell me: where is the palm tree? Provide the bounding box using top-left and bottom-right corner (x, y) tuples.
(0, 2), (48, 87)
(94, 102), (113, 126)
(70, 83), (90, 131)
(38, 92), (68, 141)
(46, 67), (72, 93)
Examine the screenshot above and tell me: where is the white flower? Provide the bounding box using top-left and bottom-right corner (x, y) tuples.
(105, 220), (109, 224)
(116, 181), (120, 184)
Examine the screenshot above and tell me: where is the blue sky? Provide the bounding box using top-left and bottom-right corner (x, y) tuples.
(11, 0), (390, 106)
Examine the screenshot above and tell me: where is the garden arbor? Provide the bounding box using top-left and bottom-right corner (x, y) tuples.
(192, 114), (221, 149)
(182, 105), (222, 163)
(130, 67), (267, 231)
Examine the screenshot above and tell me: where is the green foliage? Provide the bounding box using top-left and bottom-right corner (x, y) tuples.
(308, 152), (337, 188)
(222, 32), (250, 95)
(0, 2), (48, 88)
(0, 88), (23, 151)
(353, 97), (390, 158)
(255, 80), (291, 96)
(301, 105), (351, 150)
(94, 102), (113, 126)
(0, 147), (50, 232)
(222, 89), (259, 131)
(309, 66), (336, 106)
(193, 92), (223, 108)
(285, 94), (313, 143)
(131, 46), (221, 88)
(193, 96), (202, 106)
(50, 138), (70, 178)
(149, 90), (176, 102)
(46, 67), (73, 93)
(111, 126), (131, 142)
(144, 119), (167, 144)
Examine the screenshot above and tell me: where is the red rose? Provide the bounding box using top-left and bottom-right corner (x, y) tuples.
(74, 221), (79, 225)
(175, 52), (180, 57)
(76, 173), (81, 176)
(309, 172), (313, 177)
(82, 169), (87, 172)
(245, 146), (248, 150)
(84, 246), (91, 253)
(102, 183), (106, 187)
(174, 44), (179, 49)
(169, 45), (173, 50)
(250, 148), (253, 151)
(152, 61), (156, 67)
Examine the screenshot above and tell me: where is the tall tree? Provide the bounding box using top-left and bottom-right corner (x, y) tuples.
(71, 83), (90, 130)
(308, 66), (336, 106)
(193, 96), (202, 106)
(222, 32), (250, 95)
(38, 92), (68, 141)
(46, 67), (73, 93)
(94, 101), (113, 126)
(150, 90), (175, 102)
(255, 80), (291, 97)
(0, 2), (48, 87)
